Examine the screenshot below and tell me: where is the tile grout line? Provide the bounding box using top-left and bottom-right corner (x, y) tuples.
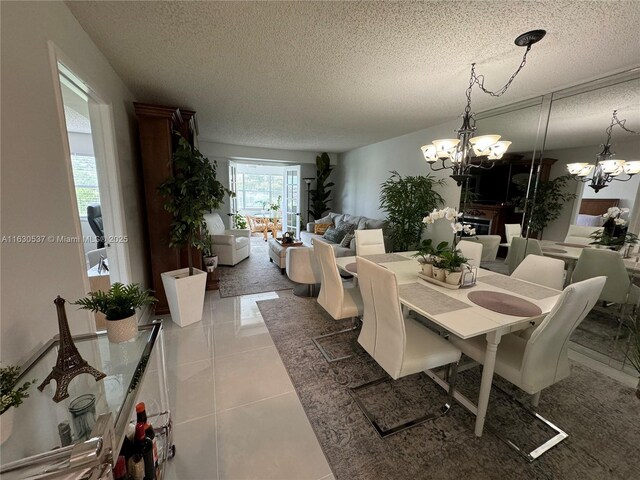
(214, 388), (296, 415)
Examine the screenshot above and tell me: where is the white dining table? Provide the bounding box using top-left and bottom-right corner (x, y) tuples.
(335, 253), (561, 438)
(538, 239), (640, 286)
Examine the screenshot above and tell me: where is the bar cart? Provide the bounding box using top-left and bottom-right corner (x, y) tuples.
(0, 321), (173, 479)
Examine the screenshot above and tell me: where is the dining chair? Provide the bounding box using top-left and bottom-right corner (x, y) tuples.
(505, 237), (543, 274)
(500, 223), (522, 248)
(449, 276), (605, 460)
(312, 240), (364, 362)
(457, 240), (483, 268)
(564, 224), (603, 246)
(355, 229), (386, 256)
(512, 255), (565, 291)
(466, 235), (501, 261)
(350, 257), (461, 437)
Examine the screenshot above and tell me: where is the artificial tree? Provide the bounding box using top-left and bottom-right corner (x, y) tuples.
(158, 134), (232, 275)
(309, 152), (334, 220)
(379, 171), (445, 251)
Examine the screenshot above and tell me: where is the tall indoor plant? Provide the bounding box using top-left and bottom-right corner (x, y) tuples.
(158, 134), (231, 326)
(309, 152), (334, 220)
(379, 171), (445, 251)
(516, 174), (577, 237)
(1, 365), (35, 444)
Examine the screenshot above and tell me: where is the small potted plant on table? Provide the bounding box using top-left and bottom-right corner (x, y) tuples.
(73, 283), (157, 343)
(413, 238), (449, 277)
(441, 249), (469, 285)
(1, 365), (36, 444)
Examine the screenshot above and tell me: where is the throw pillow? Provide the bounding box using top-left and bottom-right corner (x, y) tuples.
(340, 232), (355, 248)
(323, 222), (356, 244)
(314, 223), (331, 235)
(315, 214), (333, 225)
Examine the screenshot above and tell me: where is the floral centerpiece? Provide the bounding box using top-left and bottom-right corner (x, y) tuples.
(590, 207), (638, 251)
(420, 207), (476, 283)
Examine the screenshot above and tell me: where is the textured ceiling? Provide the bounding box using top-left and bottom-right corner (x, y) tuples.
(66, 1), (640, 152)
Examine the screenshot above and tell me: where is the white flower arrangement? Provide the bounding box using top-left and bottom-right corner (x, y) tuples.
(423, 207), (477, 236)
(602, 206), (630, 226)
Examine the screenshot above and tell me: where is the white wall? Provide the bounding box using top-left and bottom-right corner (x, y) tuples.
(542, 139), (640, 241)
(335, 118), (463, 245)
(1, 2), (146, 364)
(199, 141), (332, 228)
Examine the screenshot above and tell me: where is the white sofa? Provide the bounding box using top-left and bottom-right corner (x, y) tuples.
(300, 212), (387, 257)
(204, 213), (251, 266)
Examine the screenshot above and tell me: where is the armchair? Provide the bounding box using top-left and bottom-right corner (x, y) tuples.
(204, 213), (250, 266)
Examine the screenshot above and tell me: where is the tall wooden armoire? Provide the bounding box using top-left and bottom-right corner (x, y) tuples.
(134, 103), (202, 314)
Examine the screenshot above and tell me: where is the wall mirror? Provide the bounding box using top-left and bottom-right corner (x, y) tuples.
(527, 69), (640, 372)
(459, 97), (547, 243)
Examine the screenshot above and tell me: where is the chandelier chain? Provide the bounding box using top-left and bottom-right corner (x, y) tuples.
(471, 45), (531, 99)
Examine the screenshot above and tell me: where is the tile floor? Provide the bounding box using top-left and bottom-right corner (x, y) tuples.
(143, 290), (334, 480)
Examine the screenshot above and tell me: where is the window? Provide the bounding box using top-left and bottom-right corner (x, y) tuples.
(236, 173), (283, 210)
(71, 154), (101, 217)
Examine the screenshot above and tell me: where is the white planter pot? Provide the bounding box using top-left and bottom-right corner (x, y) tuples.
(432, 267), (446, 282)
(162, 268), (207, 327)
(445, 270), (463, 285)
(421, 263), (433, 277)
(1, 407), (15, 444)
(106, 313), (138, 343)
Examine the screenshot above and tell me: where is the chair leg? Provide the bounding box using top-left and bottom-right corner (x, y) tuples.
(350, 360), (459, 438)
(312, 317), (359, 363)
(531, 391), (541, 408)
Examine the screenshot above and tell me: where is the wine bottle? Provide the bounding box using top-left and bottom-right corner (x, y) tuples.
(135, 422), (155, 480)
(136, 402), (158, 466)
(127, 454), (144, 480)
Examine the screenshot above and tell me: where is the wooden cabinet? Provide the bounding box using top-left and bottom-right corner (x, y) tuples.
(134, 103), (202, 314)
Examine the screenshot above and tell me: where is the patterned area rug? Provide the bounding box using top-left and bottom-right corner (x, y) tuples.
(218, 236), (294, 297)
(257, 295), (640, 480)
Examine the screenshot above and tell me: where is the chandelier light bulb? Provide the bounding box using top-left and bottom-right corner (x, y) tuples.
(432, 139), (460, 158)
(487, 141), (512, 160)
(420, 144), (438, 162)
(623, 161), (640, 175)
(469, 135), (501, 156)
(598, 159), (626, 175)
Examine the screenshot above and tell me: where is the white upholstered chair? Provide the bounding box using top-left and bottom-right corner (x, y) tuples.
(467, 235), (501, 262)
(512, 255), (565, 291)
(572, 248), (640, 306)
(457, 240), (483, 268)
(86, 247), (107, 268)
(313, 240), (364, 362)
(500, 223), (522, 247)
(351, 257), (461, 437)
(505, 237), (544, 274)
(204, 213), (251, 266)
(450, 276), (605, 458)
(355, 229), (386, 256)
(564, 225), (603, 246)
(286, 247), (321, 297)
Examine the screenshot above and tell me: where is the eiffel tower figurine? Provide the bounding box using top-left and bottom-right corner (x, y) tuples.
(38, 296), (106, 402)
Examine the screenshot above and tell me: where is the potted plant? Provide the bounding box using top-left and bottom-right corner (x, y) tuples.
(73, 283), (157, 342)
(309, 152), (334, 220)
(440, 249), (469, 285)
(1, 365), (36, 444)
(380, 171), (446, 251)
(202, 235), (218, 272)
(233, 213), (248, 229)
(413, 239), (449, 277)
(158, 134), (232, 327)
(589, 230), (638, 251)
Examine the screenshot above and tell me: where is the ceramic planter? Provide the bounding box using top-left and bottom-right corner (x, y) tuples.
(421, 263), (433, 277)
(1, 407), (15, 444)
(203, 255), (219, 271)
(106, 313), (138, 343)
(445, 269), (463, 285)
(161, 268), (207, 327)
(432, 266), (446, 282)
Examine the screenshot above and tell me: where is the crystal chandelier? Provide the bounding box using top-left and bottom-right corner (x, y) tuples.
(422, 30), (546, 186)
(567, 110), (640, 192)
